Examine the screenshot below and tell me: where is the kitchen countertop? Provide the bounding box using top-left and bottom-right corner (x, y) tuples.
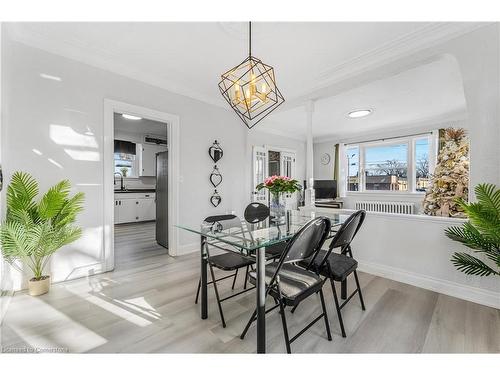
(114, 189), (156, 193)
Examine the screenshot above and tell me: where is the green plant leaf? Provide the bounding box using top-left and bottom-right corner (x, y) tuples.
(0, 172), (84, 279)
(6, 171), (39, 213)
(451, 252), (499, 276)
(38, 179), (71, 219)
(446, 183), (499, 278)
(474, 183), (500, 214)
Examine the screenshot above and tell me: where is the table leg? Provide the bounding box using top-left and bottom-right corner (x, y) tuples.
(256, 246), (266, 353)
(201, 235), (208, 319)
(341, 280), (347, 300)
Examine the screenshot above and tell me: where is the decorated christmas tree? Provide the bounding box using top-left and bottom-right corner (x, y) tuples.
(423, 128), (469, 217)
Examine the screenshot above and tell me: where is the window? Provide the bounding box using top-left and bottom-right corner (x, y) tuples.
(415, 138), (430, 192)
(365, 142), (408, 191)
(114, 152), (137, 178)
(346, 133), (436, 193)
(346, 146), (360, 192)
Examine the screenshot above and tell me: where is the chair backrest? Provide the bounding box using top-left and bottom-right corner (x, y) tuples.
(244, 202), (270, 224)
(266, 217), (331, 289)
(201, 214), (250, 252)
(317, 210), (365, 268)
(201, 214), (241, 233)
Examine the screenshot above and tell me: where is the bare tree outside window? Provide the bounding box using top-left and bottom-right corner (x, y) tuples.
(416, 157), (429, 178)
(374, 159), (407, 178)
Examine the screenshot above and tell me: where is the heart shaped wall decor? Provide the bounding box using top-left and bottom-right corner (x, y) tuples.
(208, 140), (224, 163)
(210, 190), (222, 207)
(209, 166), (223, 188)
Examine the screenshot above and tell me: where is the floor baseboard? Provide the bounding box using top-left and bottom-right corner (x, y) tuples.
(358, 260), (500, 309)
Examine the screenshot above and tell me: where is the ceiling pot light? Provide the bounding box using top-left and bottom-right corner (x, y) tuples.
(348, 109), (373, 118)
(122, 114), (142, 120)
(219, 22), (285, 129)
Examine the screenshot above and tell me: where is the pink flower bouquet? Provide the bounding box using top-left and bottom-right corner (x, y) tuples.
(256, 175), (302, 195)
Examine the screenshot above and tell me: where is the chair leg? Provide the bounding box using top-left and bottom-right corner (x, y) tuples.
(330, 278), (346, 338)
(195, 277), (201, 304)
(244, 265), (249, 289)
(353, 271), (366, 311)
(319, 289), (332, 341)
(209, 264), (226, 328)
(290, 304), (298, 314)
(278, 298), (291, 354)
(240, 309), (257, 339)
(231, 269), (239, 290)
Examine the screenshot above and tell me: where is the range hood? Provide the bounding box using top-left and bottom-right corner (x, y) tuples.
(114, 140), (136, 155)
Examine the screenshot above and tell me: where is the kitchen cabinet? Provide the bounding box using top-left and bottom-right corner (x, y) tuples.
(139, 143), (166, 177)
(114, 192), (156, 224)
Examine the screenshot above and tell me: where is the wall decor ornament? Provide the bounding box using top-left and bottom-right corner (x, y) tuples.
(208, 140), (224, 163)
(210, 190), (222, 207)
(209, 165), (223, 188)
(208, 140), (223, 207)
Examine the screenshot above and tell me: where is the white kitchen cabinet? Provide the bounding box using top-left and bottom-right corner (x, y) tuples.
(139, 143), (166, 177)
(139, 143), (157, 176)
(120, 199), (138, 223)
(114, 199), (121, 223)
(114, 192), (156, 224)
(137, 197), (156, 221)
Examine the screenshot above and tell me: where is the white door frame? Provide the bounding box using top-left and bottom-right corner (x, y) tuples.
(103, 99), (180, 271)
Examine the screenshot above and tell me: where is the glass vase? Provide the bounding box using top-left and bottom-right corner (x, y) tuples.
(270, 192), (286, 224)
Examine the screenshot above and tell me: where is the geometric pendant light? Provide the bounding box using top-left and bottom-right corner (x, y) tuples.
(218, 22), (285, 129)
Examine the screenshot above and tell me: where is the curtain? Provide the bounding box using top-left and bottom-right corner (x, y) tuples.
(438, 128), (446, 153)
(337, 143), (347, 198)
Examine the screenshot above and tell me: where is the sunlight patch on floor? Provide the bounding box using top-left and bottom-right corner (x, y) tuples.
(3, 295), (107, 352)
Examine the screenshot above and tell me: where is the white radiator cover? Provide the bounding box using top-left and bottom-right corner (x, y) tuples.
(355, 201), (415, 214)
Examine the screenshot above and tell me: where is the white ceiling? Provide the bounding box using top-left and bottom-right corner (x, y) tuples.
(265, 54), (467, 140)
(7, 22), (478, 139)
(114, 113), (167, 137)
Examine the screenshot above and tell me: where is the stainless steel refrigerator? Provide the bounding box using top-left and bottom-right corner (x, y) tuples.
(156, 151), (168, 248)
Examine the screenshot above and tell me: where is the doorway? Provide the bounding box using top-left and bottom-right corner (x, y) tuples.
(113, 112), (168, 267)
(103, 100), (180, 273)
(252, 146), (297, 208)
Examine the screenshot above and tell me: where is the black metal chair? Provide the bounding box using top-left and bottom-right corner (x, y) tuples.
(240, 216), (333, 353)
(244, 202), (287, 261)
(195, 214), (256, 328)
(298, 210), (366, 338)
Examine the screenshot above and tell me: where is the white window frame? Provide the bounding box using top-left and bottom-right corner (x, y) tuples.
(345, 132), (437, 195)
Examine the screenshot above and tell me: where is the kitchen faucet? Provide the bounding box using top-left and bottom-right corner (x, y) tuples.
(114, 172), (125, 191)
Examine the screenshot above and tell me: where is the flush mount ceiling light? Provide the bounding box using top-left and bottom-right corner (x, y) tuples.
(122, 114), (142, 120)
(348, 109), (373, 118)
(218, 22), (285, 129)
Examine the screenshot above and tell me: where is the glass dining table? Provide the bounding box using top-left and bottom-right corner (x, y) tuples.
(177, 209), (348, 353)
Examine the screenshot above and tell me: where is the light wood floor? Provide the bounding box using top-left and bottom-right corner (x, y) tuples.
(1, 222), (499, 353)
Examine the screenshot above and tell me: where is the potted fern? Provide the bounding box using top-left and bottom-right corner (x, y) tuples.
(445, 183), (499, 276)
(0, 172), (85, 296)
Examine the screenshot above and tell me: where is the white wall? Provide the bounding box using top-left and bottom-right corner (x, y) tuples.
(310, 207), (500, 309)
(313, 141), (335, 180)
(0, 23), (12, 324)
(311, 25), (500, 212)
(1, 38), (252, 289)
(1, 36), (303, 290)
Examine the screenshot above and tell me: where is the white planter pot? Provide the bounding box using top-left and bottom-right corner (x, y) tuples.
(28, 276), (50, 296)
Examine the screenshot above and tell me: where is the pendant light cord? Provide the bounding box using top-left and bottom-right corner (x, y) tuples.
(249, 21), (252, 57)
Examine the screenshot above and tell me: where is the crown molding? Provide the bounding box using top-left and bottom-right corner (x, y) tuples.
(5, 22), (491, 115)
(5, 24), (229, 110)
(251, 124), (306, 142)
(284, 22), (491, 108)
(313, 108), (468, 144)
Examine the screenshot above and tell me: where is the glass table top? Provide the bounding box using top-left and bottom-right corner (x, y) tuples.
(176, 210), (348, 252)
